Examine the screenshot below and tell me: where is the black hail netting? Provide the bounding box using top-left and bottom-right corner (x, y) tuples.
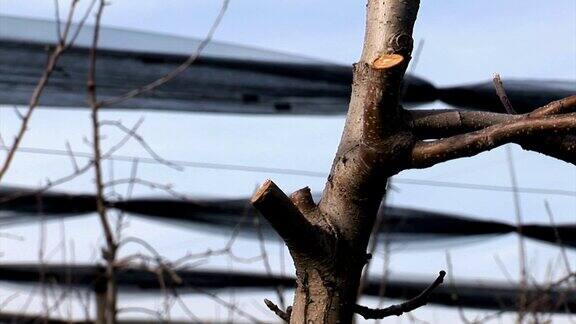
(1, 16), (574, 115)
(0, 263), (573, 313)
(1, 186), (574, 249)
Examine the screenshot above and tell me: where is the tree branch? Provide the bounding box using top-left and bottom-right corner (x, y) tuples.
(407, 96), (576, 165)
(354, 270), (446, 319)
(0, 45), (64, 182)
(264, 299), (291, 322)
(411, 113), (576, 168)
(408, 95), (576, 138)
(289, 186), (316, 214)
(492, 74), (517, 114)
(99, 0), (230, 108)
(408, 109), (517, 138)
(528, 95), (576, 117)
(518, 135), (576, 164)
(251, 180), (321, 253)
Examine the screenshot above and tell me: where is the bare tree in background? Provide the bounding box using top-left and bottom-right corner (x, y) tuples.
(0, 1), (236, 323)
(251, 0), (576, 322)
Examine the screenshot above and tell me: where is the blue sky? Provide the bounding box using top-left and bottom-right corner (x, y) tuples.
(0, 0), (575, 322)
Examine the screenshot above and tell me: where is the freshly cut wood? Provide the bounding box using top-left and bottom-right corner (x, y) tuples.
(372, 54), (404, 69)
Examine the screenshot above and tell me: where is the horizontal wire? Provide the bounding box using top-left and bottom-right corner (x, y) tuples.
(1, 145), (575, 197)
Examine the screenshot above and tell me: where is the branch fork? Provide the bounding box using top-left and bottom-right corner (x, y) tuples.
(409, 96), (576, 167)
(251, 180), (329, 258)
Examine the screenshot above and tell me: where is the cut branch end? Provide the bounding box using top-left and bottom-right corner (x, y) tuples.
(372, 54), (405, 69)
(251, 180), (320, 253)
(290, 186), (316, 213)
(251, 179), (275, 205)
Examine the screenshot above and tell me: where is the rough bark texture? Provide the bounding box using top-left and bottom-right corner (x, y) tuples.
(251, 0), (576, 323)
(253, 1), (421, 322)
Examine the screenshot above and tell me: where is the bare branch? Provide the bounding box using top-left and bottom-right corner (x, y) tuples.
(411, 113), (576, 168)
(408, 96), (576, 165)
(518, 135), (576, 164)
(59, 0), (80, 46)
(104, 178), (191, 200)
(66, 0), (98, 48)
(408, 109), (517, 138)
(87, 2), (119, 323)
(99, 0), (230, 107)
(12, 106), (24, 120)
(528, 93), (576, 117)
(544, 201), (573, 276)
(87, 0), (115, 250)
(0, 292), (20, 310)
(354, 271), (446, 319)
(53, 0), (62, 41)
(251, 180), (320, 253)
(0, 0), (101, 183)
(99, 119), (183, 171)
(408, 95), (576, 138)
(0, 45), (65, 182)
(505, 146), (528, 319)
(492, 74), (516, 114)
(65, 141), (80, 172)
(264, 299), (291, 322)
(289, 186), (316, 214)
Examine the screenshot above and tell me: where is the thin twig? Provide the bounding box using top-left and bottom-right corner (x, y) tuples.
(445, 252), (473, 324)
(264, 299), (291, 322)
(66, 0), (98, 48)
(0, 0), (101, 185)
(99, 119), (182, 171)
(0, 292), (20, 310)
(194, 288), (265, 323)
(88, 0), (115, 250)
(505, 145), (528, 324)
(0, 119), (144, 205)
(493, 73), (517, 114)
(87, 2), (118, 323)
(100, 0), (231, 108)
(354, 271), (446, 319)
(53, 0), (62, 41)
(0, 45), (65, 182)
(544, 201), (573, 279)
(59, 0), (80, 46)
(65, 141), (80, 172)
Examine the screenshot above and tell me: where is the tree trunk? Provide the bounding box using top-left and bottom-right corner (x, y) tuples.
(252, 1), (421, 323)
(252, 0), (576, 322)
(290, 258), (364, 322)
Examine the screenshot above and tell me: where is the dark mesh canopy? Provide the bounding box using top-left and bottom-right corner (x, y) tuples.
(0, 263), (573, 313)
(2, 16), (572, 114)
(1, 186), (574, 248)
